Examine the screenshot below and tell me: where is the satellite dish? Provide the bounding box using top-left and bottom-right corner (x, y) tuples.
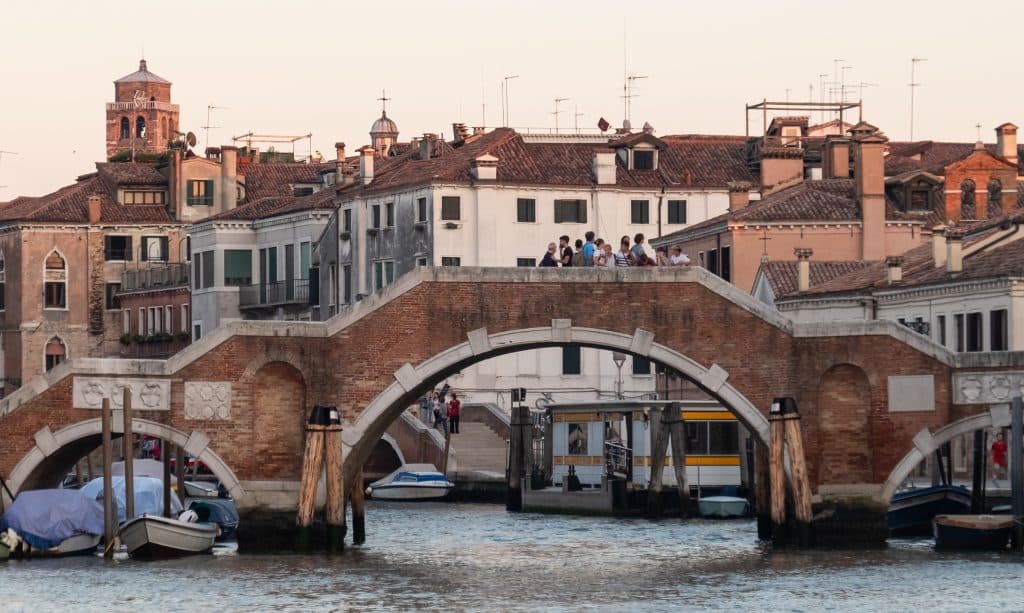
(185, 132), (198, 147)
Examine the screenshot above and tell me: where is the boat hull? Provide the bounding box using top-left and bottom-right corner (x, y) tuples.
(698, 496), (749, 518)
(0, 542), (8, 560)
(887, 485), (972, 536)
(933, 514), (1013, 550)
(119, 515), (218, 559)
(370, 484), (453, 501)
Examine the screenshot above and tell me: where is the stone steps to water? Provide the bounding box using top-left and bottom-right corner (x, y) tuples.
(451, 422), (509, 473)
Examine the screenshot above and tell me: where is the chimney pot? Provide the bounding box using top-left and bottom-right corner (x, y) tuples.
(335, 142), (346, 161)
(727, 181), (752, 211)
(359, 146), (375, 185)
(794, 247), (813, 292)
(931, 225), (947, 268)
(996, 123), (1018, 165)
(419, 134), (435, 161)
(87, 195), (101, 224)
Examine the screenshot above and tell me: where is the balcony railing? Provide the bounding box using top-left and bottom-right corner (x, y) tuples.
(120, 263), (190, 293)
(239, 279), (310, 309)
(106, 101), (180, 113)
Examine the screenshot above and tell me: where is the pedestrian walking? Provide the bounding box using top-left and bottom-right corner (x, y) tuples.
(991, 431), (1008, 485)
(540, 242), (559, 267)
(447, 393), (461, 434)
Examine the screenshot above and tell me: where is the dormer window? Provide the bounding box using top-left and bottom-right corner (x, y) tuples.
(633, 150), (654, 170)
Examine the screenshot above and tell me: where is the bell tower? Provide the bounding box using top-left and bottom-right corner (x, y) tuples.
(105, 59), (180, 160)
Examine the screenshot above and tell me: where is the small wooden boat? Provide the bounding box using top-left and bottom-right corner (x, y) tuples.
(367, 464), (454, 500)
(698, 496), (750, 518)
(119, 514), (218, 559)
(933, 514), (1014, 550)
(887, 485), (972, 536)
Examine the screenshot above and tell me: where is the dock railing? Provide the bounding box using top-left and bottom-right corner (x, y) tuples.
(604, 441), (632, 480)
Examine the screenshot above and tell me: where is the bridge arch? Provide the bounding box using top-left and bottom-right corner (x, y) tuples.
(343, 323), (771, 480)
(880, 405), (1010, 503)
(6, 418), (244, 500)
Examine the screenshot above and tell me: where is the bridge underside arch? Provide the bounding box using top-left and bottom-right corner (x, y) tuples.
(5, 418), (244, 502)
(343, 324), (771, 482)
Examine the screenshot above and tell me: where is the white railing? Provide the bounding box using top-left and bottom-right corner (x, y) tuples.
(106, 101), (180, 113)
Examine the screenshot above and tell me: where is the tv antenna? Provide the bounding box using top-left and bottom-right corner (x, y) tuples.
(0, 150), (17, 191)
(502, 75), (519, 127)
(204, 105), (228, 151)
(574, 106), (584, 133)
(552, 97), (569, 133)
(623, 74), (647, 127)
(909, 57), (927, 141)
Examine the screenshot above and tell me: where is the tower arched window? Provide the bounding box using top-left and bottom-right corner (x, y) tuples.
(960, 179), (976, 219)
(988, 179), (1003, 218)
(136, 116), (146, 139)
(44, 250), (67, 309)
(120, 117), (130, 140)
(44, 337), (66, 371)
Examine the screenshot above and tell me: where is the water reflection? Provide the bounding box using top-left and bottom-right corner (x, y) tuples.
(1, 502), (1022, 612)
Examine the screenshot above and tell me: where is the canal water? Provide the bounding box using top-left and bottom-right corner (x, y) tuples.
(2, 502), (1022, 612)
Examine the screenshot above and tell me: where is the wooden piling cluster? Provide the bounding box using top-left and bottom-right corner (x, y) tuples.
(295, 405), (345, 552)
(101, 398), (115, 558)
(645, 403), (689, 519)
(507, 405), (531, 511)
(766, 397), (814, 547)
(121, 388), (135, 521)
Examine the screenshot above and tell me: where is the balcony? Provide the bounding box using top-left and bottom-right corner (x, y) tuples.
(106, 101), (180, 113)
(239, 279), (310, 310)
(120, 263), (190, 293)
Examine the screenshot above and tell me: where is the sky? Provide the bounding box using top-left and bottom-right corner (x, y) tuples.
(1, 0), (1021, 198)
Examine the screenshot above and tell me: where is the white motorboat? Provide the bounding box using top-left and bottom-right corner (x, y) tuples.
(367, 464), (454, 500)
(118, 514), (218, 558)
(698, 496), (750, 518)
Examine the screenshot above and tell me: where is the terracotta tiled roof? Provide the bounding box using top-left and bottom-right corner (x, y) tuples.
(884, 141), (1024, 175)
(206, 187), (337, 222)
(239, 162), (333, 202)
(0, 175), (175, 224)
(759, 260), (875, 298)
(96, 162), (167, 186)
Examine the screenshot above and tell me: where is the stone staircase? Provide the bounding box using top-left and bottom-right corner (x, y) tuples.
(451, 421), (509, 478)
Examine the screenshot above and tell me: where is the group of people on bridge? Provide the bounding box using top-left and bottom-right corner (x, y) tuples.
(540, 232), (691, 268)
(419, 384), (461, 436)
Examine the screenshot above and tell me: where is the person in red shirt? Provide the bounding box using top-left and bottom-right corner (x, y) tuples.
(447, 393), (461, 435)
(991, 432), (1008, 484)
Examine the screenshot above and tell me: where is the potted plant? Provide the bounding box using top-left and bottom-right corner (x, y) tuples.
(175, 331), (190, 342)
(120, 333), (132, 345)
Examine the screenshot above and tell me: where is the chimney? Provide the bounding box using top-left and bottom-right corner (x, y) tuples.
(218, 146), (238, 214)
(470, 154), (498, 181)
(946, 234), (963, 273)
(419, 134), (435, 161)
(592, 151), (616, 185)
(205, 146), (222, 162)
(885, 256), (904, 285)
(996, 123), (1018, 165)
(451, 123), (470, 143)
(759, 146), (804, 195)
(852, 123), (889, 260)
(87, 195), (101, 224)
(822, 135), (850, 179)
(794, 248), (813, 292)
(727, 181), (751, 211)
(249, 147), (260, 164)
(335, 142), (346, 162)
(359, 146), (375, 185)
(931, 225), (947, 268)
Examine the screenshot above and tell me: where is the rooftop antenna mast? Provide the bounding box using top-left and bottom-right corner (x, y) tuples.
(909, 57), (927, 141)
(203, 105), (228, 151)
(502, 75), (519, 127)
(0, 150), (17, 191)
(851, 82), (878, 121)
(574, 106), (584, 133)
(818, 74), (829, 123)
(552, 97), (569, 133)
(624, 74), (648, 128)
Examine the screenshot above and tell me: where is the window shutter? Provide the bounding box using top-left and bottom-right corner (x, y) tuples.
(160, 237), (169, 261)
(554, 202), (564, 223)
(308, 267), (320, 306)
(577, 201), (587, 224)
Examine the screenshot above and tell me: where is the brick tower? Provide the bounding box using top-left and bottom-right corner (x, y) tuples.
(105, 59), (180, 160)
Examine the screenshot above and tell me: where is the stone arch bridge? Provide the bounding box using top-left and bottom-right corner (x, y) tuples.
(0, 267), (1016, 512)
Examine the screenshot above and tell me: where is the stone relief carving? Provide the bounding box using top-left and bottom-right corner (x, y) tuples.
(72, 378), (170, 410)
(953, 372), (1024, 404)
(184, 382), (232, 420)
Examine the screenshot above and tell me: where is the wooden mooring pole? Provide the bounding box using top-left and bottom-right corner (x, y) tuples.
(647, 406), (669, 518)
(162, 441), (172, 518)
(324, 418), (345, 553)
(507, 405), (529, 511)
(101, 398), (115, 557)
(296, 405), (344, 552)
(1011, 396), (1023, 550)
(122, 387), (134, 521)
(667, 403), (690, 518)
(174, 445), (186, 505)
(349, 469), (365, 545)
(782, 407), (813, 547)
(768, 404), (787, 546)
(754, 441), (771, 540)
(971, 429), (985, 514)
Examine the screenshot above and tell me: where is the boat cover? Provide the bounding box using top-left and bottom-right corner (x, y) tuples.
(0, 489), (105, 549)
(188, 499), (239, 527)
(370, 464), (448, 489)
(81, 476), (183, 522)
(110, 460), (177, 483)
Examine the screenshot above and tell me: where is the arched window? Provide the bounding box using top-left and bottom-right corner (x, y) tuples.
(136, 116), (146, 139)
(44, 337), (66, 371)
(960, 179), (976, 219)
(987, 179), (1003, 218)
(0, 250), (6, 311)
(44, 250), (67, 309)
(120, 117), (130, 140)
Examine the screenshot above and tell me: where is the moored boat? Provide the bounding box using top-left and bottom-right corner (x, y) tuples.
(367, 464), (454, 500)
(119, 514), (218, 558)
(933, 514), (1014, 550)
(887, 484), (971, 536)
(698, 496), (749, 518)
(0, 489), (104, 557)
(188, 499), (239, 541)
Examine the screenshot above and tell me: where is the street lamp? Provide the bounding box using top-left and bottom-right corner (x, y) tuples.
(612, 352), (627, 399)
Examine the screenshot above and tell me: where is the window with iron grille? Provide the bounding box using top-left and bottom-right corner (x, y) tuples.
(105, 283), (121, 310)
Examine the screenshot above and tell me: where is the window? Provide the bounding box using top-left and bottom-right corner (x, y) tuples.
(224, 250), (252, 286)
(44, 250), (67, 309)
(910, 189), (931, 211)
(417, 198), (428, 223)
(562, 344), (581, 375)
(342, 208), (352, 233)
(293, 186), (314, 197)
(284, 244), (295, 300)
(104, 236), (132, 261)
(374, 260), (394, 291)
(707, 249), (719, 276)
(138, 309), (145, 335)
(517, 198), (536, 223)
(936, 315), (947, 347)
(136, 116), (146, 138)
(193, 323), (202, 342)
(385, 202), (394, 227)
(342, 264), (352, 304)
(44, 337), (66, 372)
(991, 309), (1008, 351)
(201, 251), (214, 289)
(120, 117), (130, 140)
(149, 307), (158, 333)
(668, 200), (687, 224)
(954, 314), (965, 352)
(554, 199), (587, 223)
(966, 312), (983, 352)
(632, 356), (651, 375)
(122, 309), (130, 334)
(633, 150), (654, 170)
(193, 257), (201, 290)
(328, 264), (337, 309)
(441, 257), (461, 267)
(300, 242), (311, 279)
(181, 305), (189, 334)
(631, 200), (650, 224)
(960, 179), (976, 219)
(416, 257), (428, 267)
(720, 246), (732, 283)
(441, 196), (461, 221)
(371, 204), (381, 228)
(516, 258), (536, 267)
(988, 179), (1003, 215)
(685, 421), (739, 455)
(123, 191), (166, 205)
(105, 283), (121, 310)
(140, 236), (168, 262)
(186, 180), (214, 206)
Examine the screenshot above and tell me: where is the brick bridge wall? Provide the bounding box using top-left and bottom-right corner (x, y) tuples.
(0, 267), (979, 510)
